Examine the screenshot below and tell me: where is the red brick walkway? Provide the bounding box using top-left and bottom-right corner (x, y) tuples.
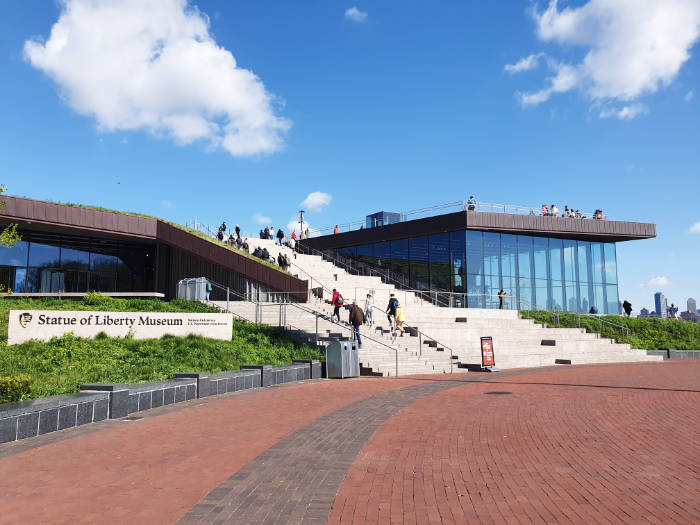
(0, 361), (698, 524)
(329, 361), (700, 524)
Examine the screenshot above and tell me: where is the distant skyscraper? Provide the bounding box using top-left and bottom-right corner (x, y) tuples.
(688, 298), (697, 314)
(639, 308), (650, 318)
(654, 292), (668, 319)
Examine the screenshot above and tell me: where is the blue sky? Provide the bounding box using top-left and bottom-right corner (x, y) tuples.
(1, 0), (698, 313)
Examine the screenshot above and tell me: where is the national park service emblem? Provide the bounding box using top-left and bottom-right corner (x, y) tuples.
(18, 312), (32, 328)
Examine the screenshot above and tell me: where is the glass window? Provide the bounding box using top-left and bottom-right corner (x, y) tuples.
(453, 271), (465, 294)
(534, 279), (549, 310)
(501, 275), (517, 309)
(374, 242), (389, 267)
(563, 240), (576, 282)
(466, 231), (483, 275)
(519, 274), (533, 309)
(429, 234), (450, 292)
(533, 237), (549, 280)
(591, 242), (604, 284)
(501, 234), (517, 277)
(579, 281), (592, 313)
(577, 242), (592, 283)
(565, 282), (578, 312)
(357, 244), (374, 265)
(13, 268), (27, 293)
(409, 237), (429, 290)
(467, 273), (484, 308)
(606, 284), (619, 314)
(551, 280), (564, 311)
(450, 231), (466, 277)
(483, 233), (499, 276)
(61, 247), (90, 270)
(517, 235), (533, 279)
(484, 274), (501, 309)
(593, 284), (605, 314)
(90, 272), (116, 293)
(28, 242), (60, 268)
(390, 239), (409, 285)
(549, 238), (563, 281)
(0, 240), (28, 267)
(603, 243), (617, 284)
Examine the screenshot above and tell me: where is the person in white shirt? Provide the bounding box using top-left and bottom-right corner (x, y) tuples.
(364, 292), (375, 328)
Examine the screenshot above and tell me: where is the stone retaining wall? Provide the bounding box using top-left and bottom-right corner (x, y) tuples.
(0, 360), (323, 444)
(646, 349), (700, 359)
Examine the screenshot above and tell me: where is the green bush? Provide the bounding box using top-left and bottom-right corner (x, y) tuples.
(0, 376), (31, 403)
(521, 310), (700, 350)
(0, 297), (323, 400)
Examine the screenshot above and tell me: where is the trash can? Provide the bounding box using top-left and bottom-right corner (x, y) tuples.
(177, 277), (208, 301)
(326, 340), (360, 378)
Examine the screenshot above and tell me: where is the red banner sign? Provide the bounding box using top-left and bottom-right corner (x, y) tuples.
(480, 336), (495, 367)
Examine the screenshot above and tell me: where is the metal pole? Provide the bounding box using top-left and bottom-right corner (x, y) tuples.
(315, 313), (319, 347)
(226, 287), (229, 312)
(395, 348), (398, 377)
(419, 332), (422, 357)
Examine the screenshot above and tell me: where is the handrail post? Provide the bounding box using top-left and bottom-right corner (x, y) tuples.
(315, 312), (319, 347)
(419, 332), (422, 357)
(395, 348), (398, 377)
(226, 287), (229, 312)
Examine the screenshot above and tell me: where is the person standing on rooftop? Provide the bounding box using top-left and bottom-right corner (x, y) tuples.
(334, 225), (339, 234)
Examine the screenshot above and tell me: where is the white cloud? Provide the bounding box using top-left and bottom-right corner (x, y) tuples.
(511, 0), (700, 112)
(690, 222), (700, 233)
(300, 191), (332, 212)
(642, 276), (672, 288)
(345, 7), (368, 23)
(160, 200), (174, 209)
(253, 213), (271, 225)
(599, 104), (648, 120)
(286, 218), (310, 235)
(24, 0), (290, 157)
(505, 53), (544, 74)
(685, 89), (695, 101)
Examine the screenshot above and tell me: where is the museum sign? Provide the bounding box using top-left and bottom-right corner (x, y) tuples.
(8, 310), (233, 345)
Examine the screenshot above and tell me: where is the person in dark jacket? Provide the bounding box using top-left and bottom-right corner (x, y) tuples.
(276, 228), (285, 245)
(235, 224), (241, 238)
(349, 302), (365, 347)
(622, 300), (632, 317)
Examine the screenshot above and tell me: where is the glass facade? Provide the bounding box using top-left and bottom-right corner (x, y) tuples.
(334, 230), (619, 313)
(0, 232), (155, 293)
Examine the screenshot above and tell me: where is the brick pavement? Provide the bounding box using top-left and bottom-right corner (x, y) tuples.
(1, 361), (698, 525)
(329, 360), (700, 524)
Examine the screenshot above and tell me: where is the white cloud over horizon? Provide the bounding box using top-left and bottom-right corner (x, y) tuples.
(686, 90), (695, 101)
(345, 7), (368, 23)
(504, 53), (544, 74)
(642, 276), (672, 288)
(300, 191), (332, 212)
(24, 0), (290, 157)
(510, 0), (700, 118)
(690, 222), (700, 233)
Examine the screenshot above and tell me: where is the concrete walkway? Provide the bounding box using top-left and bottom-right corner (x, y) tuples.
(0, 361), (698, 524)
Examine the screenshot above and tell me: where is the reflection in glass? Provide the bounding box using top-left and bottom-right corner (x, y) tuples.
(28, 242), (60, 268)
(551, 280), (563, 311)
(501, 234), (517, 277)
(14, 268), (27, 293)
(577, 241), (591, 283)
(533, 237), (549, 280)
(563, 240), (576, 282)
(517, 235), (532, 279)
(549, 238), (563, 281)
(591, 242), (603, 283)
(534, 279), (549, 310)
(467, 273), (484, 308)
(483, 233), (499, 276)
(603, 243), (617, 284)
(0, 240), (28, 267)
(485, 274), (500, 309)
(565, 282), (577, 312)
(466, 231), (483, 275)
(606, 284), (619, 314)
(61, 247), (90, 270)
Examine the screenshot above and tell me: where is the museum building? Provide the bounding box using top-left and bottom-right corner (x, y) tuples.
(301, 207), (656, 314)
(0, 196), (308, 301)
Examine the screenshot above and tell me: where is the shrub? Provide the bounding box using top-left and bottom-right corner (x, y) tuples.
(0, 376), (31, 403)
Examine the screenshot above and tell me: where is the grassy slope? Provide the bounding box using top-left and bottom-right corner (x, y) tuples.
(0, 296), (323, 399)
(11, 196), (286, 274)
(521, 310), (700, 350)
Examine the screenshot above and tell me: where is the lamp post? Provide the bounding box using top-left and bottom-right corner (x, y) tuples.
(299, 209), (305, 238)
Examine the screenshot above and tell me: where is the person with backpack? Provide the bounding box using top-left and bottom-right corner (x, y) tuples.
(205, 280), (212, 301)
(349, 301), (365, 348)
(331, 288), (344, 323)
(276, 228), (285, 245)
(386, 293), (399, 329)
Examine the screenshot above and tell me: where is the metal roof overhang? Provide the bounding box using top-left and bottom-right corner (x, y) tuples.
(303, 210), (656, 251)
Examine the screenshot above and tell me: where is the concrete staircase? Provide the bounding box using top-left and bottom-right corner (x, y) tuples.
(228, 238), (662, 375)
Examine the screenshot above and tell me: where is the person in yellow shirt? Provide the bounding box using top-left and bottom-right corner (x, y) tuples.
(395, 304), (406, 337)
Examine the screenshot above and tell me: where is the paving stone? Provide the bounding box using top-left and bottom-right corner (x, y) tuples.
(16, 412), (39, 440)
